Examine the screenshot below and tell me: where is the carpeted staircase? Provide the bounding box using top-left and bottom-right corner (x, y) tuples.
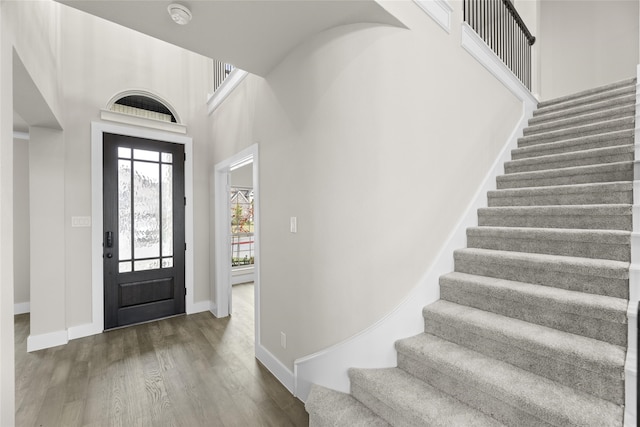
(305, 78), (636, 426)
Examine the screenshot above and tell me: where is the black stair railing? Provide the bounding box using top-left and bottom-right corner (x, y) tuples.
(464, 0), (536, 90)
(213, 60), (236, 92)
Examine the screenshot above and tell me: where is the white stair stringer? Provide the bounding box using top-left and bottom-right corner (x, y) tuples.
(623, 65), (640, 427)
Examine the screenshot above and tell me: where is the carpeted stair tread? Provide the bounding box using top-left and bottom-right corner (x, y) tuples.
(487, 181), (633, 207)
(305, 385), (390, 427)
(306, 78), (634, 426)
(421, 299), (625, 403)
(467, 226), (630, 261)
(439, 272), (628, 346)
(513, 129), (634, 157)
(496, 161), (634, 189)
(517, 117), (634, 147)
(348, 368), (505, 427)
(395, 334), (623, 427)
(505, 144), (634, 174)
(536, 78), (636, 109)
(454, 247), (629, 298)
(524, 104), (635, 136)
(477, 204), (631, 230)
(530, 93), (636, 124)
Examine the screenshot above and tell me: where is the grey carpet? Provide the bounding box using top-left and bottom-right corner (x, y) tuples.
(306, 78), (635, 426)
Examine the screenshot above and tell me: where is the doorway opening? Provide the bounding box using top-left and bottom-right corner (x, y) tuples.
(91, 121), (194, 335)
(230, 161), (254, 286)
(213, 145), (260, 350)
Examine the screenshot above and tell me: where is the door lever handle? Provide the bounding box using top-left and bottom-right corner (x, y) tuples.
(106, 231), (113, 248)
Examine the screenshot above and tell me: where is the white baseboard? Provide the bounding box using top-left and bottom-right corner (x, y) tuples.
(68, 322), (102, 340)
(188, 300), (213, 314)
(27, 329), (68, 352)
(256, 343), (295, 394)
(14, 302), (30, 315)
(232, 273), (254, 286)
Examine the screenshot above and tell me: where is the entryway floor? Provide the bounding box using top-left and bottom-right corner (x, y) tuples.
(14, 283), (308, 426)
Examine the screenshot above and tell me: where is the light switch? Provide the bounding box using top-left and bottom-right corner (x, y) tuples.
(71, 216), (91, 227)
(290, 217), (297, 233)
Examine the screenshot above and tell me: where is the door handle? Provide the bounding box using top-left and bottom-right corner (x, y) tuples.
(106, 231), (113, 248)
(106, 253), (113, 258)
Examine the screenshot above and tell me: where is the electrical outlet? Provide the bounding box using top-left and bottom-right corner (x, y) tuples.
(281, 332), (287, 349)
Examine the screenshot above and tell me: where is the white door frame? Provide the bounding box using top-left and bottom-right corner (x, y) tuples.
(84, 121), (194, 339)
(213, 144), (260, 340)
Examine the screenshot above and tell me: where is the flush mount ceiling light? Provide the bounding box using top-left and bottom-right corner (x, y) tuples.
(167, 3), (192, 25)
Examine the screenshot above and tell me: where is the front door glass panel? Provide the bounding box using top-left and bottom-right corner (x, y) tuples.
(117, 148), (174, 273)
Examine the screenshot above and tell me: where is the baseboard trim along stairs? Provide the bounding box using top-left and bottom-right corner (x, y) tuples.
(305, 78), (638, 426)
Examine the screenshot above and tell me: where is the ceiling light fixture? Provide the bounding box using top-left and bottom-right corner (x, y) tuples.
(167, 3), (192, 25)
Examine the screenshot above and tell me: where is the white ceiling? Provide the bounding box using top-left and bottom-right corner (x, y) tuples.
(57, 0), (405, 76)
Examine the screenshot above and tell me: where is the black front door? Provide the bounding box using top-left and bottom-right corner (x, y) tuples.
(103, 133), (185, 329)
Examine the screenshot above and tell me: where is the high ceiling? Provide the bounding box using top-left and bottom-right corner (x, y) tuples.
(57, 0), (405, 76)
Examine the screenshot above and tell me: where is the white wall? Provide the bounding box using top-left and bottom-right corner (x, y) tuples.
(209, 1), (523, 369)
(59, 6), (213, 329)
(1, 0), (65, 421)
(13, 138), (30, 309)
(0, 3), (15, 423)
(28, 127), (66, 339)
(539, 0), (639, 100)
(6, 0), (62, 125)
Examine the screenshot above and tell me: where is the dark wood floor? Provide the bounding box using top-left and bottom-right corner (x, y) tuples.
(14, 283), (309, 427)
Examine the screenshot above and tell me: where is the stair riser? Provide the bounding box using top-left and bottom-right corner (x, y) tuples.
(513, 134), (634, 159)
(496, 169), (633, 190)
(349, 383), (409, 427)
(439, 283), (627, 346)
(477, 213), (631, 231)
(517, 119), (634, 147)
(524, 109), (634, 137)
(454, 256), (628, 299)
(397, 354), (552, 427)
(505, 151), (634, 174)
(530, 96), (636, 125)
(487, 189), (633, 207)
(467, 234), (629, 262)
(422, 313), (624, 404)
(536, 84), (636, 112)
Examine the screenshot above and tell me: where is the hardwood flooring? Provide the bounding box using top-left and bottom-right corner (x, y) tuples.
(14, 283), (309, 427)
